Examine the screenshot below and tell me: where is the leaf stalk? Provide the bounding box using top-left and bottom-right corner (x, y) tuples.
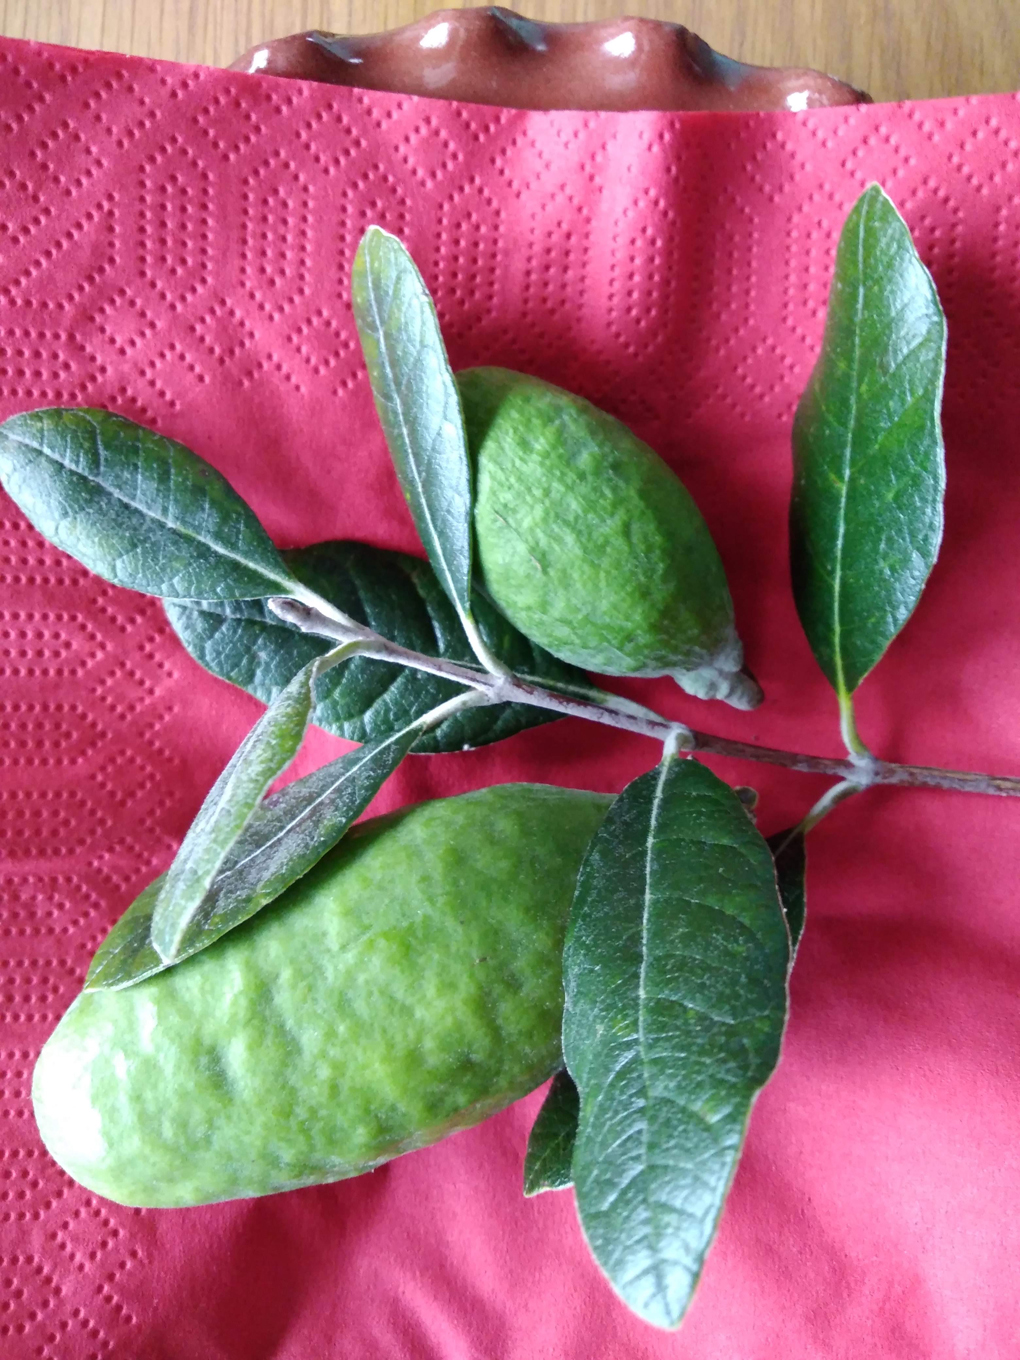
(838, 691), (871, 760)
(793, 779), (862, 843)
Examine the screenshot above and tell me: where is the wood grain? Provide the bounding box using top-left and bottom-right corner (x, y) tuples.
(0, 0), (1014, 103)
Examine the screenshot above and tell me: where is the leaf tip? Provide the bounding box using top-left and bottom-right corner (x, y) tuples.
(355, 223), (404, 267)
(355, 221), (385, 251)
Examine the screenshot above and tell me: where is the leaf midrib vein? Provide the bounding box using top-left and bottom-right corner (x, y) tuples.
(637, 756), (672, 1302)
(830, 198), (869, 698)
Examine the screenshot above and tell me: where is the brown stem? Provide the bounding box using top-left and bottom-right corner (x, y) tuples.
(268, 597), (1020, 800)
(686, 733), (1020, 796)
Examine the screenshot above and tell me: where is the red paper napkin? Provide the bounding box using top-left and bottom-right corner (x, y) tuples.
(2, 35), (1020, 1358)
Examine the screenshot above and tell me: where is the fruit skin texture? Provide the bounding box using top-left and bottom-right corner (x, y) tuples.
(458, 367), (760, 709)
(32, 784), (611, 1209)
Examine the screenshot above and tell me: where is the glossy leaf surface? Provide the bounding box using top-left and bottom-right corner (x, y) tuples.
(85, 725), (418, 991)
(165, 540), (599, 754)
(151, 660), (319, 962)
(523, 1070), (580, 1197)
(767, 827), (807, 956)
(563, 756), (789, 1330)
(0, 408), (298, 599)
(352, 227), (475, 628)
(790, 184), (946, 697)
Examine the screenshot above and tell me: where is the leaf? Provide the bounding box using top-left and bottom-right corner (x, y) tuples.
(523, 1069), (580, 1196)
(162, 721), (421, 964)
(0, 407), (300, 599)
(83, 875), (167, 992)
(352, 227), (475, 631)
(767, 827), (807, 955)
(165, 540), (601, 754)
(150, 659), (320, 963)
(790, 184), (947, 699)
(562, 756), (789, 1330)
(85, 725), (419, 991)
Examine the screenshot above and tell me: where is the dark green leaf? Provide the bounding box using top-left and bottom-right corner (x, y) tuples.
(85, 724), (418, 990)
(791, 184), (946, 699)
(150, 659), (319, 963)
(563, 756), (789, 1330)
(0, 408), (300, 599)
(352, 227), (476, 634)
(767, 827), (807, 955)
(165, 540), (600, 754)
(524, 1069), (580, 1197)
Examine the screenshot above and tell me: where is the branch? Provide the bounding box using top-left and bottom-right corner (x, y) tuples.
(268, 598), (1020, 799)
(267, 598), (697, 746)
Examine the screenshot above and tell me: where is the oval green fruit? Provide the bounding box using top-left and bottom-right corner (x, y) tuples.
(457, 367), (761, 709)
(32, 783), (611, 1208)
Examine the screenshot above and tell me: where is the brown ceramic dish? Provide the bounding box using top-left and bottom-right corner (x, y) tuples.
(231, 6), (869, 112)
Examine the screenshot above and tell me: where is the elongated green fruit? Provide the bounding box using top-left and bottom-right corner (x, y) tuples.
(32, 784), (611, 1208)
(458, 368), (761, 710)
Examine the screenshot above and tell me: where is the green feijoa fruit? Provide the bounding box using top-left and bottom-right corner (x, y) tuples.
(457, 367), (761, 710)
(32, 784), (611, 1209)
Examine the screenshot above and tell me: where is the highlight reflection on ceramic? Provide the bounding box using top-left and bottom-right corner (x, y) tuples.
(232, 7), (869, 112)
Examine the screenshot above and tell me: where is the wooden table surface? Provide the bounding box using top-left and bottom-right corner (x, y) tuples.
(0, 0), (1014, 104)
